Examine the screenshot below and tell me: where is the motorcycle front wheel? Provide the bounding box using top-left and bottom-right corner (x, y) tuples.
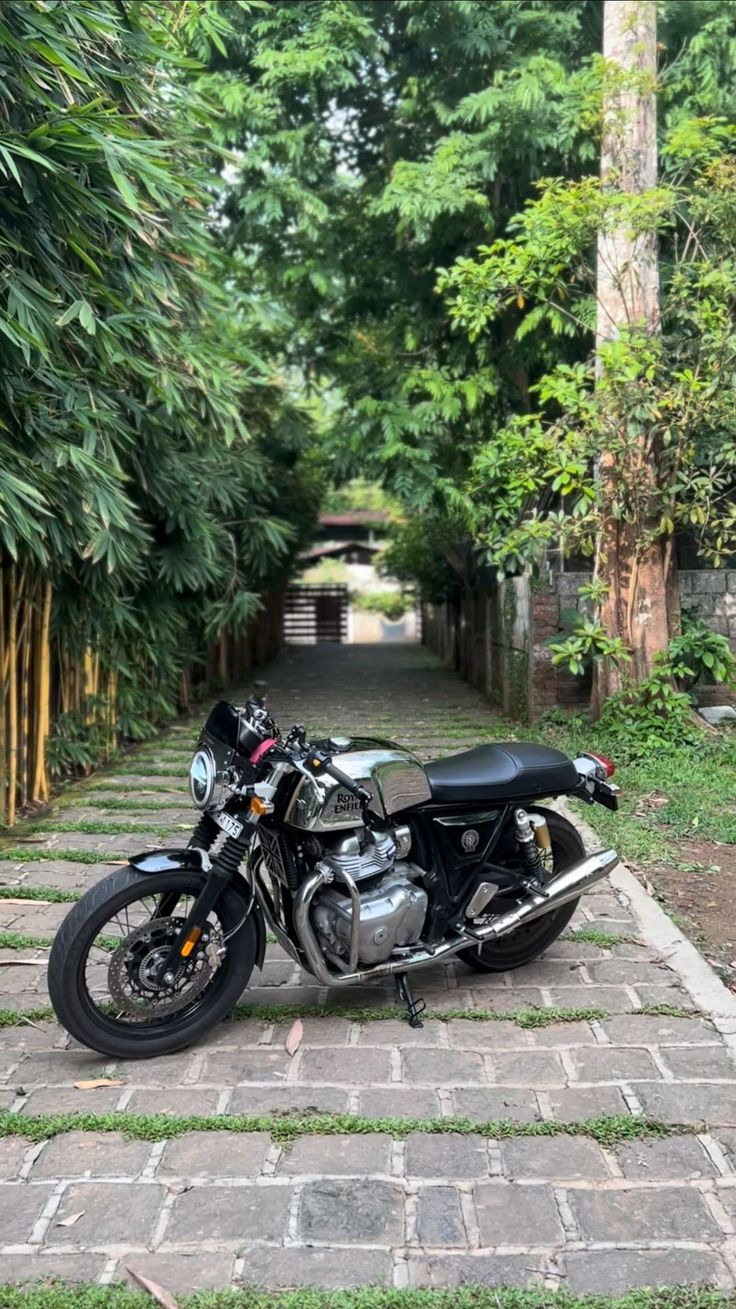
(48, 867), (258, 1058)
(458, 808), (584, 973)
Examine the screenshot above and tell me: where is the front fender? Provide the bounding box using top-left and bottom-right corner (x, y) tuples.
(127, 847), (267, 971)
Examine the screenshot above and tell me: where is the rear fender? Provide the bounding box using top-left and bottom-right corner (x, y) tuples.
(127, 847), (267, 970)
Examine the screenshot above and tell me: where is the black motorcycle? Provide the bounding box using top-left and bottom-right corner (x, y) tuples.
(48, 690), (619, 1057)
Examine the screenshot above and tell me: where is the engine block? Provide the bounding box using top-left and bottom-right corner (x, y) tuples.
(312, 865), (428, 967)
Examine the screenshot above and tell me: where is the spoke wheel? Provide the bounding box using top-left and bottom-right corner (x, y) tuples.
(48, 868), (259, 1058)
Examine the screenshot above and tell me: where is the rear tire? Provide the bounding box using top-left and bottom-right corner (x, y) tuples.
(459, 808), (584, 973)
(48, 867), (258, 1058)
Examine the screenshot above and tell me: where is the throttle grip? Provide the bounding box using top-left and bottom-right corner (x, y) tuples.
(325, 762), (371, 805)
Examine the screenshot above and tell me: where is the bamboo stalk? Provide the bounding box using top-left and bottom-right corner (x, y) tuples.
(83, 645), (94, 726)
(32, 582), (52, 804)
(7, 563), (18, 827)
(19, 586), (31, 808)
(0, 561), (6, 827)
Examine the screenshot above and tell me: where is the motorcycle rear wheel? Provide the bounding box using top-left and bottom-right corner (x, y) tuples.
(48, 867), (258, 1058)
(458, 808), (584, 973)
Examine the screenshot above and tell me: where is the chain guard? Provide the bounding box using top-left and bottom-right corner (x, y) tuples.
(107, 916), (223, 1019)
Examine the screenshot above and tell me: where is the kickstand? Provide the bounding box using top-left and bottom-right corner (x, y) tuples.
(395, 972), (426, 1029)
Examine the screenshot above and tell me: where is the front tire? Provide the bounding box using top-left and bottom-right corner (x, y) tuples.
(48, 867), (259, 1058)
(459, 808), (584, 973)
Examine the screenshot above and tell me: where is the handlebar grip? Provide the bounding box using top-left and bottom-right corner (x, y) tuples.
(325, 762), (371, 804)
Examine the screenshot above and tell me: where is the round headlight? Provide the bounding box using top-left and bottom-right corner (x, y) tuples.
(189, 748), (215, 809)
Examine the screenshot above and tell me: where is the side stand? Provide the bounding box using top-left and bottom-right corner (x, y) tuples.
(395, 972), (426, 1029)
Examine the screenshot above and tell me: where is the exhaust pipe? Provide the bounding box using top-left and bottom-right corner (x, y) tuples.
(292, 847), (619, 987)
(470, 847), (619, 942)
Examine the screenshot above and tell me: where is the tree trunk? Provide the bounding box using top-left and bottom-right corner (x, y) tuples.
(594, 0), (674, 710)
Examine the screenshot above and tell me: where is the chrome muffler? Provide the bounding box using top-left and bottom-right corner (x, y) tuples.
(470, 847), (620, 940)
(293, 847), (619, 987)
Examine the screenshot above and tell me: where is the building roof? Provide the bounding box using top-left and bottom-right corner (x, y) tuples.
(298, 539), (380, 563)
(319, 511), (390, 527)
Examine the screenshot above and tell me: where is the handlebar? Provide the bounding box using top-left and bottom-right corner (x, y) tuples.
(323, 760), (372, 806)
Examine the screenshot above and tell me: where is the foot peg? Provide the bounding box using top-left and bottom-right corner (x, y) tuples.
(395, 972), (426, 1029)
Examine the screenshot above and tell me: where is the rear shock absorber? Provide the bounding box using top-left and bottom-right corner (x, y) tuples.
(514, 808), (549, 889)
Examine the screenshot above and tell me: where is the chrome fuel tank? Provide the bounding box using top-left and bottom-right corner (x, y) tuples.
(284, 738), (431, 832)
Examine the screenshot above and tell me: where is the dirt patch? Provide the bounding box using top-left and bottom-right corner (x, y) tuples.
(640, 838), (736, 989)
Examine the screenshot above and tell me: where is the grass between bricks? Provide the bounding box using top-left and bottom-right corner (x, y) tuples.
(0, 1289), (730, 1309)
(566, 927), (637, 949)
(0, 1002), (612, 1029)
(85, 782), (187, 794)
(0, 848), (130, 864)
(0, 1000), (703, 1029)
(62, 797), (187, 811)
(25, 820), (181, 836)
(0, 1109), (692, 1148)
(0, 884), (81, 902)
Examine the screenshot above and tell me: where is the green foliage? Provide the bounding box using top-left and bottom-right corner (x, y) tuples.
(0, 0), (317, 785)
(550, 618), (630, 678)
(351, 591), (409, 621)
(595, 659), (701, 761)
(668, 618), (736, 688)
(379, 518), (462, 604)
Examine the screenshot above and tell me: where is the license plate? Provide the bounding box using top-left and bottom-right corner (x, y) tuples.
(214, 811), (244, 840)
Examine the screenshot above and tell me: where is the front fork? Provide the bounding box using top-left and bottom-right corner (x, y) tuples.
(156, 816), (256, 981)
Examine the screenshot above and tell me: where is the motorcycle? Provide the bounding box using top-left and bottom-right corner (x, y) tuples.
(48, 688), (619, 1057)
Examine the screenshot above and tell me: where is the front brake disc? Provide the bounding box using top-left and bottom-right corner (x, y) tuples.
(107, 916), (223, 1019)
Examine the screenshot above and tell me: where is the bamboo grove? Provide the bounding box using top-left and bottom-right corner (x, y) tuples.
(0, 1), (317, 826)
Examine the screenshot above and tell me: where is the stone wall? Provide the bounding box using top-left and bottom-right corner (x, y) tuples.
(422, 568), (736, 722)
(680, 570), (736, 644)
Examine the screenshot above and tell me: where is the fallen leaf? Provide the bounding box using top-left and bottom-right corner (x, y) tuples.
(57, 1211), (85, 1227)
(0, 958), (43, 966)
(285, 1017), (303, 1057)
(73, 1078), (123, 1090)
(126, 1268), (180, 1309)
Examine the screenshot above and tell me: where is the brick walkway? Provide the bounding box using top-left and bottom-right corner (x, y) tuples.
(1, 642), (736, 1294)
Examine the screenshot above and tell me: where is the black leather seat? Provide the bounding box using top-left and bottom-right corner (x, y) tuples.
(424, 742), (578, 804)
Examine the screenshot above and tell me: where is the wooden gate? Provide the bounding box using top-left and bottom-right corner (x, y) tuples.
(284, 584), (348, 644)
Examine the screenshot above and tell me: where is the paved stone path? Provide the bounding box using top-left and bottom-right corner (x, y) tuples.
(1, 642), (736, 1294)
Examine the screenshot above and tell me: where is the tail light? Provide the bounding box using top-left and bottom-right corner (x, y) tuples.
(587, 751), (616, 779)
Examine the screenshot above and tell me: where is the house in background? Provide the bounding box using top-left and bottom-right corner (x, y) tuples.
(289, 506), (418, 644)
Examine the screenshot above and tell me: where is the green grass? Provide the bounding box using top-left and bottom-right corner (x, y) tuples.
(532, 717), (736, 865)
(0, 1288), (730, 1309)
(0, 1006), (54, 1027)
(635, 1002), (696, 1019)
(62, 797), (185, 811)
(229, 1001), (610, 1027)
(85, 781), (185, 794)
(0, 885), (81, 902)
(0, 848), (127, 864)
(106, 765), (187, 777)
(567, 927), (636, 949)
(0, 1108), (684, 1147)
(26, 820), (179, 836)
(0, 1001), (611, 1030)
(0, 930), (53, 950)
(0, 931), (117, 954)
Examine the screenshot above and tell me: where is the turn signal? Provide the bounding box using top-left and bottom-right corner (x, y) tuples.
(249, 795), (274, 817)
